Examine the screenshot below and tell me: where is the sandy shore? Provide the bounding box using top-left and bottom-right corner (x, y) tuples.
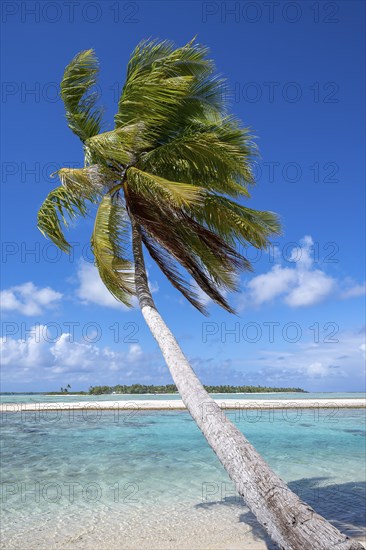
(0, 501), (277, 549)
(1, 398), (365, 412)
(2, 496), (365, 550)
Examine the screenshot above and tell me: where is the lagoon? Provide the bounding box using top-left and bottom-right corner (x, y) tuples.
(1, 404), (365, 549)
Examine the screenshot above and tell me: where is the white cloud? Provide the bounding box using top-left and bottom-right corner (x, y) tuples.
(245, 265), (297, 306)
(146, 270), (159, 295)
(248, 329), (365, 384)
(75, 261), (160, 309)
(360, 343), (366, 358)
(1, 323), (364, 391)
(306, 362), (333, 378)
(127, 343), (143, 361)
(0, 326), (162, 386)
(0, 282), (62, 316)
(187, 327), (366, 391)
(1, 325), (53, 370)
(148, 280), (159, 294)
(284, 269), (336, 307)
(76, 261), (133, 310)
(340, 282), (366, 299)
(241, 236), (362, 310)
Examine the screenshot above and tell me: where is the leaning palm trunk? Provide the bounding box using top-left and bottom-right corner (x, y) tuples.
(131, 220), (363, 550)
(37, 42), (364, 550)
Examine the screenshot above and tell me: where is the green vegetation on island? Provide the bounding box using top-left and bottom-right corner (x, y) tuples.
(88, 384), (306, 395)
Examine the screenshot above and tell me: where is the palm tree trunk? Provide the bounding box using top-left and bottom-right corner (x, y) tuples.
(131, 218), (364, 550)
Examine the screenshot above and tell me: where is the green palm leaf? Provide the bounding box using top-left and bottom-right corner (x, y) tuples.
(116, 75), (194, 142)
(37, 186), (90, 253)
(126, 167), (205, 208)
(39, 38), (281, 315)
(115, 38), (225, 145)
(56, 165), (113, 198)
(61, 49), (103, 142)
(127, 190), (246, 313)
(191, 195), (282, 249)
(92, 194), (135, 306)
(37, 165), (114, 253)
(123, 38), (176, 82)
(85, 124), (151, 168)
(140, 228), (208, 314)
(137, 118), (255, 196)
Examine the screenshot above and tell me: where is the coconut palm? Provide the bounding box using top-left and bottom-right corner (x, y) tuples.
(37, 40), (363, 549)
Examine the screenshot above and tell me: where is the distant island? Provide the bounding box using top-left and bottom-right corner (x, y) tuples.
(86, 384), (306, 395)
(1, 384), (307, 396)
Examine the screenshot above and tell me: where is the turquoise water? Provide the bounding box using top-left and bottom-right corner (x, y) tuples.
(1, 407), (365, 548)
(1, 391), (365, 403)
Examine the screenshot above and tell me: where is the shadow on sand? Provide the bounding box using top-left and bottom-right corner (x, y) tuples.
(195, 477), (366, 549)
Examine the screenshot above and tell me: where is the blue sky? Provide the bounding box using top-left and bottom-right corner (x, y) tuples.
(1, 0), (365, 392)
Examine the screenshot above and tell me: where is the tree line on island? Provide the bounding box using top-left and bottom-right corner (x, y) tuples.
(88, 384), (306, 395)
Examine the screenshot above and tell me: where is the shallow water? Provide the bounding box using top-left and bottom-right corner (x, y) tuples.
(1, 407), (365, 548)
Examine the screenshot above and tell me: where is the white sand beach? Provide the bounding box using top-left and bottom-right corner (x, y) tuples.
(1, 397), (365, 413)
(2, 491), (365, 550)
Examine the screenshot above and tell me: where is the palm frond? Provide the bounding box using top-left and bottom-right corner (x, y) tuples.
(115, 75), (194, 141)
(126, 167), (205, 208)
(137, 117), (255, 195)
(61, 49), (103, 141)
(42, 40), (282, 316)
(92, 194), (135, 306)
(127, 190), (245, 313)
(56, 165), (114, 199)
(174, 213), (251, 288)
(115, 38), (225, 145)
(125, 37), (212, 82)
(85, 123), (151, 168)
(191, 195), (282, 249)
(124, 38), (175, 82)
(37, 186), (90, 253)
(140, 229), (207, 314)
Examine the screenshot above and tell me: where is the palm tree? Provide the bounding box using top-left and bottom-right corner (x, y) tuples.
(37, 40), (363, 550)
